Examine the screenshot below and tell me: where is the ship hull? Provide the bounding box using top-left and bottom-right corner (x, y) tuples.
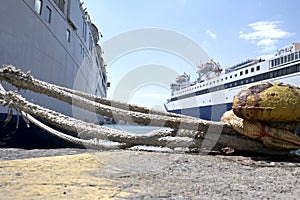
(165, 103), (232, 121)
(0, 114), (84, 149)
(0, 0), (107, 147)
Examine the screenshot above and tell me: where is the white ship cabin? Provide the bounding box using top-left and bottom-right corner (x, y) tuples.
(170, 43), (300, 99)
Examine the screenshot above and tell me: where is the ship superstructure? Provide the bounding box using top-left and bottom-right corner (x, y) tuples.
(165, 43), (300, 121)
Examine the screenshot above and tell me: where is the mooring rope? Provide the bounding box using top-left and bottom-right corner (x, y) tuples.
(221, 81), (300, 151)
(0, 65), (233, 133)
(0, 89), (212, 149)
(22, 110), (127, 150)
(1, 85), (122, 149)
(58, 83), (191, 119)
(0, 66), (299, 155)
(1, 80), (286, 154)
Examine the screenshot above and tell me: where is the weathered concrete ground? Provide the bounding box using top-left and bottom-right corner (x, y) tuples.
(0, 148), (299, 199)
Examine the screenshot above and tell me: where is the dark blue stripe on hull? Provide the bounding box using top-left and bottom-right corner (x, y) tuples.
(0, 113), (85, 149)
(168, 103), (232, 121)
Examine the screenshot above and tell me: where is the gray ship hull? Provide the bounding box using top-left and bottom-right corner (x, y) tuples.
(0, 0), (107, 147)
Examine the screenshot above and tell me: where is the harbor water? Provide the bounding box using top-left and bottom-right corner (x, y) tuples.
(105, 124), (166, 135)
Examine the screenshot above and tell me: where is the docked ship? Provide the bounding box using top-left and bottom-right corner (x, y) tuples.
(0, 0), (108, 148)
(165, 43), (300, 121)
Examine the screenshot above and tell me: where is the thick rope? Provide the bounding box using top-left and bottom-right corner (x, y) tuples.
(1, 66), (296, 154)
(221, 110), (300, 150)
(1, 86), (286, 154)
(0, 65), (233, 134)
(1, 85), (123, 149)
(22, 110), (127, 150)
(58, 84), (191, 119)
(0, 90), (202, 148)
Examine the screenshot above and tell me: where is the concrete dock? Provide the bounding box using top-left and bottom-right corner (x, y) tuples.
(0, 149), (299, 199)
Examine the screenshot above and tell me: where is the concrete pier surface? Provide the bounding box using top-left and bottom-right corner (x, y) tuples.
(0, 148), (299, 199)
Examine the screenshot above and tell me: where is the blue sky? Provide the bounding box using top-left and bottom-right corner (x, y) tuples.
(83, 0), (299, 109)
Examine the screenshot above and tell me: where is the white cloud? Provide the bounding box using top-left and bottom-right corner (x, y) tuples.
(206, 29), (216, 39)
(240, 20), (294, 53)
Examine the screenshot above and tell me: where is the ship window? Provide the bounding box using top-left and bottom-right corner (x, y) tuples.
(240, 71), (243, 76)
(230, 75), (232, 78)
(297, 64), (300, 72)
(251, 68), (254, 72)
(278, 69), (282, 76)
(34, 0), (42, 15)
(225, 77), (227, 80)
(287, 65), (296, 74)
(280, 57), (284, 64)
(256, 65), (260, 71)
(284, 56), (287, 63)
(89, 33), (93, 51)
(54, 0), (65, 13)
(82, 19), (87, 41)
(291, 53), (295, 61)
(45, 6), (52, 23)
(281, 68), (287, 76)
(295, 52), (299, 60)
(67, 29), (71, 42)
(235, 74), (237, 77)
(245, 69), (248, 74)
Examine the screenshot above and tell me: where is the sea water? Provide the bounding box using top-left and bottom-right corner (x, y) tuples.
(105, 124), (164, 135)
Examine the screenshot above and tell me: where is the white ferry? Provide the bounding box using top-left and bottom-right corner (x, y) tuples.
(0, 0), (108, 148)
(165, 43), (300, 121)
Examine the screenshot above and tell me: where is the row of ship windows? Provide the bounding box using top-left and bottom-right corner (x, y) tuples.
(34, 0), (93, 57)
(35, 0), (53, 23)
(270, 51), (300, 68)
(184, 97), (233, 105)
(176, 65), (261, 95)
(170, 63), (300, 102)
(34, 0), (71, 43)
(35, 0), (66, 18)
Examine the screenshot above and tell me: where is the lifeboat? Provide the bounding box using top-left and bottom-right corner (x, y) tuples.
(175, 73), (190, 83)
(197, 59), (222, 74)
